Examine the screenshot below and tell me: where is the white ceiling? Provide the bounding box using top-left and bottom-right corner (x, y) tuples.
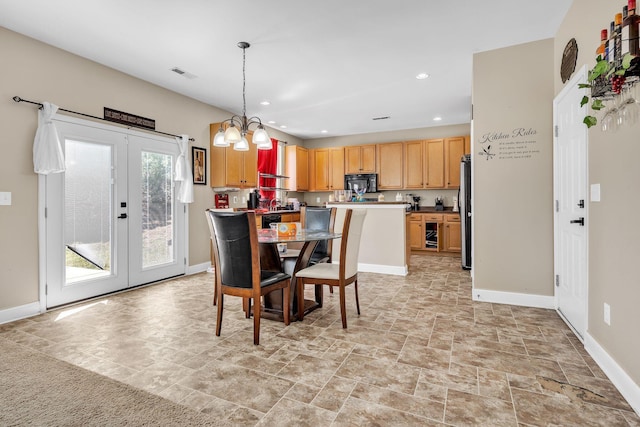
(0, 0), (572, 140)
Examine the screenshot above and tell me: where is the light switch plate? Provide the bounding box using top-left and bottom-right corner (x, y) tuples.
(590, 184), (601, 202)
(0, 192), (11, 206)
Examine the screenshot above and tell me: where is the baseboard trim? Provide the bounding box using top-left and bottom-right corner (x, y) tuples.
(585, 332), (640, 415)
(0, 302), (42, 325)
(187, 262), (210, 275)
(357, 263), (408, 276)
(472, 288), (555, 309)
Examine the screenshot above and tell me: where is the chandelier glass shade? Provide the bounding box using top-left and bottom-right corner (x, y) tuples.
(212, 42), (271, 151)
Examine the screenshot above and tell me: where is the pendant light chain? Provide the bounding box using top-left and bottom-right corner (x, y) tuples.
(241, 45), (247, 121)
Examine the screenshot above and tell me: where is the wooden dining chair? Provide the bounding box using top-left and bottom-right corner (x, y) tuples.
(207, 210), (291, 345)
(295, 209), (367, 328)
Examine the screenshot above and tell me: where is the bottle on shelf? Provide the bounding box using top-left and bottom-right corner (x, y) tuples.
(623, 0), (639, 58)
(597, 28), (608, 60)
(615, 13), (623, 68)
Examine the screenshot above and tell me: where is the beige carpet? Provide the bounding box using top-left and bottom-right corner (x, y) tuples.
(0, 339), (228, 426)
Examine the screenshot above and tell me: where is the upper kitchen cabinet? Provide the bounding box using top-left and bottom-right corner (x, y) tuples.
(376, 142), (404, 190)
(209, 123), (257, 189)
(404, 140), (425, 189)
(444, 136), (466, 189)
(345, 144), (376, 174)
(309, 147), (344, 191)
(285, 145), (309, 191)
(424, 138), (445, 188)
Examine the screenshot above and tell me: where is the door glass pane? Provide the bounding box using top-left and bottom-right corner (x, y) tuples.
(65, 140), (112, 283)
(141, 151), (174, 268)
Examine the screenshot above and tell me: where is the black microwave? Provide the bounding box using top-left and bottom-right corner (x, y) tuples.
(344, 173), (378, 193)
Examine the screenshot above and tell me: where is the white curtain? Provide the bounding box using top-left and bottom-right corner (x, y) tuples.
(175, 134), (194, 203)
(33, 102), (65, 174)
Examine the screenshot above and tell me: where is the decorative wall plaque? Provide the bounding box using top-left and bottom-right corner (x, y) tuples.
(561, 38), (578, 83)
(104, 107), (156, 130)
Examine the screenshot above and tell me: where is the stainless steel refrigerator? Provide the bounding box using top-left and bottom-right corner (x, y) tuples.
(459, 155), (472, 269)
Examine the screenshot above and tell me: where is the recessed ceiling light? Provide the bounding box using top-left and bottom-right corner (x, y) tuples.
(280, 125), (287, 129)
(268, 121), (276, 124)
(260, 100), (270, 106)
(416, 73), (430, 80)
(321, 130), (328, 134)
(433, 116), (442, 121)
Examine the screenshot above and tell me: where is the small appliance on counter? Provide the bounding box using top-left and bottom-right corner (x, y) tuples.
(412, 195), (421, 211)
(214, 193), (229, 209)
(434, 196), (444, 211)
(247, 189), (260, 209)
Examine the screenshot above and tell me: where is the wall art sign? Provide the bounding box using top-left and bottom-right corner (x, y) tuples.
(478, 127), (540, 161)
(104, 107), (156, 130)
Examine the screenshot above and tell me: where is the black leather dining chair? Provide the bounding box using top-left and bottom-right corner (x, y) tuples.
(207, 210), (291, 345)
(300, 206), (337, 266)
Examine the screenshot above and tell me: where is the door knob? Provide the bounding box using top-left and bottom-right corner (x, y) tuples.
(570, 217), (584, 226)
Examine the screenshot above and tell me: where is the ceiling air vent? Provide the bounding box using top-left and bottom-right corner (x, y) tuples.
(171, 67), (198, 79)
(372, 116), (390, 121)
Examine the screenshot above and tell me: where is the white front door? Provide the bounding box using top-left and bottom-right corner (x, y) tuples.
(553, 65), (589, 340)
(44, 117), (185, 308)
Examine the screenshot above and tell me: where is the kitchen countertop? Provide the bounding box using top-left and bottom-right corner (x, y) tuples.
(408, 207), (459, 214)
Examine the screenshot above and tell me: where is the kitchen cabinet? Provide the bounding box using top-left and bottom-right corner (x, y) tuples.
(409, 212), (457, 252)
(464, 135), (471, 155)
(404, 140), (424, 189)
(345, 144), (376, 174)
(310, 147), (344, 191)
(424, 139), (445, 188)
(408, 213), (424, 250)
(376, 142), (404, 190)
(444, 136), (466, 189)
(209, 123), (257, 188)
(285, 145), (309, 191)
(443, 214), (461, 252)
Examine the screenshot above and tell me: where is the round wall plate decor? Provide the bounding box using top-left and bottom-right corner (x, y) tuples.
(561, 38), (578, 83)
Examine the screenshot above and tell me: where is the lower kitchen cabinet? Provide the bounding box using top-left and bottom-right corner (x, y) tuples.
(408, 212), (460, 253)
(443, 214), (461, 252)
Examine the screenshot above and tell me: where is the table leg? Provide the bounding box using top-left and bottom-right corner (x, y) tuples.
(261, 240), (324, 320)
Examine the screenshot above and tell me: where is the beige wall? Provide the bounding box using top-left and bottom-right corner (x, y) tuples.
(472, 39), (555, 296)
(555, 1), (640, 384)
(0, 27), (300, 311)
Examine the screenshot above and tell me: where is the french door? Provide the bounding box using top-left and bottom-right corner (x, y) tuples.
(44, 116), (185, 308)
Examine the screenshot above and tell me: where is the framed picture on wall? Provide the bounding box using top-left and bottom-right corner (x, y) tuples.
(192, 147), (206, 185)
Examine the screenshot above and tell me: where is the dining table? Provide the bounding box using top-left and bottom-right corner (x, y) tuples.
(257, 228), (341, 320)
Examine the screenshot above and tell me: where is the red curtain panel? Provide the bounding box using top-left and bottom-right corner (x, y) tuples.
(257, 138), (278, 201)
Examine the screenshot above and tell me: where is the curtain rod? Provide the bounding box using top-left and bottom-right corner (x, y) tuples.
(12, 96), (195, 142)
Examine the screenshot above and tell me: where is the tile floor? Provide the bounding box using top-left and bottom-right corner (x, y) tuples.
(1, 255), (638, 426)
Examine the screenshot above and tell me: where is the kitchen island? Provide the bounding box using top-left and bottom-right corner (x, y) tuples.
(326, 202), (409, 276)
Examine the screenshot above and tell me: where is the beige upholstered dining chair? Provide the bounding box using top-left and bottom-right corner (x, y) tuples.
(295, 209), (367, 328)
(207, 210), (291, 345)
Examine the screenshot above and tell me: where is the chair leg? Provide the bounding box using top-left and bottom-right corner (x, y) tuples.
(297, 278), (305, 321)
(212, 280), (218, 306)
(215, 294), (224, 337)
(283, 282), (291, 326)
(244, 298), (251, 318)
(253, 298), (261, 345)
(354, 279), (360, 315)
(339, 285), (347, 329)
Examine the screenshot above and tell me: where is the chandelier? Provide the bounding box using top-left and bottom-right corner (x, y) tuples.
(212, 42), (271, 151)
